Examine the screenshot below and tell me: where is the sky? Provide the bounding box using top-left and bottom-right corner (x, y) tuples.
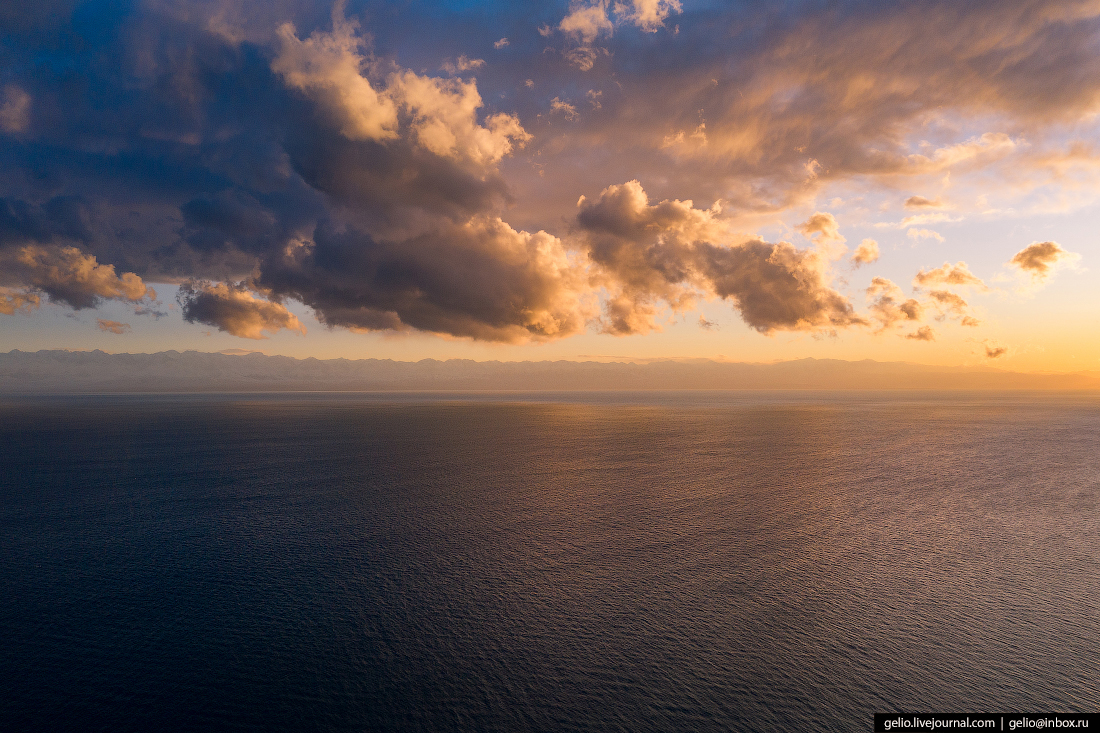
(1, 0), (1099, 370)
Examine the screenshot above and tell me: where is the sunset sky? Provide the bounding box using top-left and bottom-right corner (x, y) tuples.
(2, 0), (1098, 371)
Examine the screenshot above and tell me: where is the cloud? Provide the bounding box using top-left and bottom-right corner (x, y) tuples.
(133, 305), (168, 319)
(527, 1), (1100, 223)
(274, 11), (528, 167)
(982, 339), (1008, 358)
(906, 326), (935, 341)
(0, 85), (31, 134)
(1, 0), (1099, 350)
(96, 319), (131, 334)
(563, 45), (605, 71)
(905, 196), (944, 209)
(899, 213), (960, 227)
(864, 274), (985, 331)
(874, 213), (960, 229)
(615, 0), (683, 31)
(439, 55), (485, 76)
(1008, 241), (1079, 280)
(866, 277), (922, 331)
(907, 228), (945, 243)
(908, 262), (986, 325)
(0, 288), (39, 315)
(560, 0), (681, 40)
(389, 71), (530, 166)
(797, 211), (845, 245)
(258, 216), (593, 342)
(851, 239), (879, 267)
(272, 10), (399, 142)
(177, 281), (305, 339)
(698, 315), (717, 330)
(494, 38), (509, 49)
(0, 245), (155, 311)
(437, 55), (486, 76)
(551, 97), (580, 121)
(576, 180), (865, 335)
(913, 261), (986, 290)
(926, 289), (971, 318)
(559, 2), (615, 43)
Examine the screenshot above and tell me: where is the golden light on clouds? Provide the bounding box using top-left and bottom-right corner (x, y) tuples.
(0, 0), (1096, 371)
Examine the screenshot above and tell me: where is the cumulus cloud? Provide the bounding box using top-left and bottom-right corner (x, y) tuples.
(851, 239), (879, 267)
(273, 11), (528, 167)
(865, 272), (985, 332)
(1008, 241), (1079, 281)
(272, 10), (398, 142)
(614, 0), (683, 31)
(555, 0), (680, 70)
(559, 1), (615, 43)
(0, 288), (40, 315)
(258, 217), (593, 342)
(1, 0), (1098, 350)
(903, 262), (987, 325)
(494, 38), (509, 49)
(560, 0), (681, 39)
(96, 319), (131, 334)
(913, 262), (986, 290)
(0, 245), (155, 311)
(906, 326), (936, 341)
(796, 212), (845, 248)
(866, 277), (922, 331)
(177, 281), (306, 339)
(576, 180), (865, 335)
(390, 71), (530, 166)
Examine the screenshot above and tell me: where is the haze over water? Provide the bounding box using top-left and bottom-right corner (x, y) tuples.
(2, 392), (1098, 731)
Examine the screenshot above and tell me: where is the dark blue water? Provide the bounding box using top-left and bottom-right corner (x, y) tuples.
(1, 392), (1098, 731)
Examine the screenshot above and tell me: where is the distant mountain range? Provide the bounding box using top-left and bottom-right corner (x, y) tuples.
(2, 349), (1099, 393)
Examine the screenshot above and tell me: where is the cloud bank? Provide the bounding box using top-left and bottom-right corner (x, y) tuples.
(0, 0), (1094, 346)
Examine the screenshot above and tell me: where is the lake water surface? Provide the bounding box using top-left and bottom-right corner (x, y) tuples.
(1, 392), (1098, 731)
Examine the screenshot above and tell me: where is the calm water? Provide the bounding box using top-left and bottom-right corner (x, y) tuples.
(1, 392), (1098, 731)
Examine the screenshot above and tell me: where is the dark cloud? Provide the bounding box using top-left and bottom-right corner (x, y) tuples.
(177, 280), (305, 339)
(257, 216), (590, 341)
(0, 244), (155, 310)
